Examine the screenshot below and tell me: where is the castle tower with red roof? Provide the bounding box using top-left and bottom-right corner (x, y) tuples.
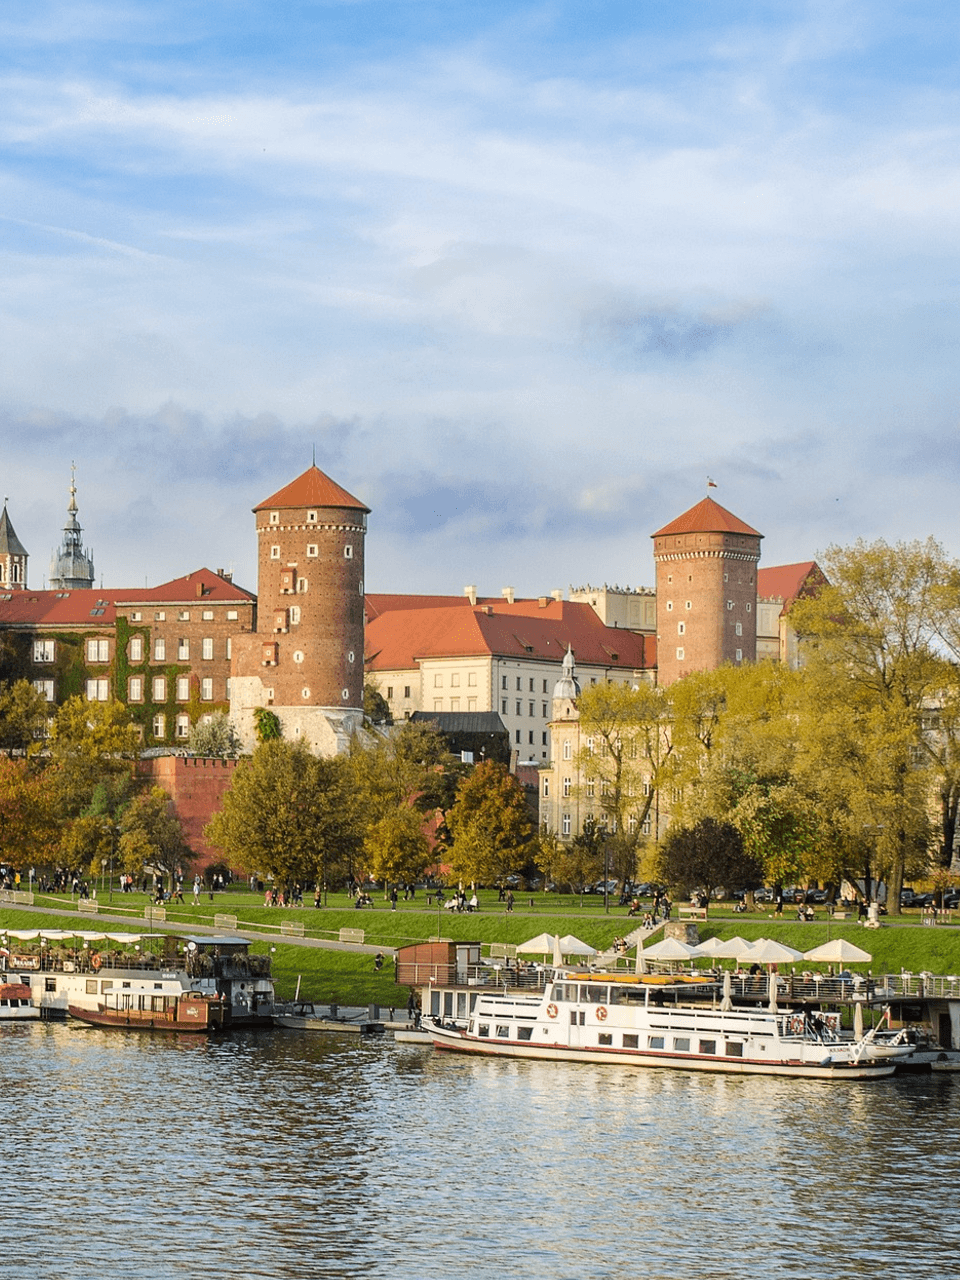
(230, 464), (370, 754)
(651, 495), (762, 685)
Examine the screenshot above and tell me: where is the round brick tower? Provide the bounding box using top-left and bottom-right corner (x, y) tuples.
(231, 464), (370, 754)
(651, 495), (762, 686)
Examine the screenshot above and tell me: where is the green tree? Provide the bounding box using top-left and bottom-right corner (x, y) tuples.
(116, 786), (192, 886)
(47, 696), (140, 819)
(206, 740), (360, 886)
(253, 707), (282, 743)
(363, 680), (392, 725)
(790, 537), (954, 910)
(0, 680), (49, 754)
(658, 818), (763, 898)
(363, 805), (430, 885)
(0, 756), (59, 867)
(189, 712), (241, 758)
(446, 759), (536, 884)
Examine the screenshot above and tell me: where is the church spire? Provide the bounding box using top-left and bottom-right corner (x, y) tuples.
(49, 463), (95, 590)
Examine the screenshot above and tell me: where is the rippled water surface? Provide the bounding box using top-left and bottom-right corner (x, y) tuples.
(3, 1022), (958, 1279)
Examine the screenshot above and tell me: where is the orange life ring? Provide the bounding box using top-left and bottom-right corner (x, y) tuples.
(596, 1006), (608, 1021)
(546, 1003), (558, 1019)
(788, 1014), (804, 1035)
(91, 953), (102, 971)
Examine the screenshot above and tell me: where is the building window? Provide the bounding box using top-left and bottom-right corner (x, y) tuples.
(175, 714), (190, 739)
(33, 640), (55, 663)
(154, 638), (165, 661)
(129, 636), (143, 662)
(562, 777), (571, 797)
(685, 600), (692, 610)
(386, 686), (394, 699)
(676, 647), (685, 660)
(528, 730), (534, 744)
(515, 729), (521, 744)
(451, 698), (460, 711)
(153, 713), (165, 739)
(677, 622), (685, 635)
(153, 677), (167, 701)
(501, 699), (507, 714)
(736, 649), (743, 662)
(178, 611), (190, 622)
(202, 638), (214, 660)
(434, 700), (442, 712)
(468, 672), (477, 687)
(129, 612), (141, 622)
(746, 602), (752, 612)
(177, 677), (190, 701)
(202, 609), (214, 621)
(154, 611), (165, 621)
(516, 677), (522, 691)
(735, 622), (742, 636)
(86, 679), (109, 702)
(33, 678), (54, 701)
(227, 610), (238, 621)
(270, 545), (281, 559)
(666, 601), (673, 611)
(542, 680), (548, 693)
(468, 697), (476, 711)
(727, 600), (734, 610)
(542, 732), (547, 745)
(178, 639), (190, 660)
(201, 678), (213, 701)
(501, 676), (507, 690)
(128, 677), (142, 702)
(451, 673), (460, 688)
(586, 780), (595, 798)
(542, 703), (548, 717)
(225, 678), (231, 700)
(404, 685), (411, 698)
(344, 545), (353, 559)
(529, 701), (534, 716)
(529, 678), (534, 692)
(307, 510), (317, 523)
(434, 674), (443, 688)
(226, 638), (232, 659)
(307, 544), (318, 558)
(516, 700), (522, 715)
(296, 577), (308, 593)
(542, 777), (549, 797)
(289, 606), (300, 625)
(563, 741), (571, 759)
(269, 511), (279, 524)
(642, 818), (651, 835)
(561, 813), (571, 836)
(86, 638), (109, 663)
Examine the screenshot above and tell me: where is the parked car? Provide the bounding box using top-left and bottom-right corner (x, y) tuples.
(942, 890), (960, 910)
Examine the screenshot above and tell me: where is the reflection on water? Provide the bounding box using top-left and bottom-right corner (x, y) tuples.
(2, 1022), (958, 1279)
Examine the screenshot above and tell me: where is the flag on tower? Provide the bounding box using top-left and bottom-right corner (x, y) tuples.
(707, 477), (717, 489)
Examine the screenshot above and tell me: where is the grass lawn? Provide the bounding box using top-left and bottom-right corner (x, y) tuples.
(4, 887), (959, 1005)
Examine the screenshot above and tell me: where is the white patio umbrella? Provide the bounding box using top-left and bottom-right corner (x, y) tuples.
(853, 1001), (865, 1039)
(710, 936), (751, 960)
(641, 937), (698, 962)
(803, 939), (872, 964)
(738, 938), (805, 965)
(767, 969), (780, 1013)
(516, 932), (557, 955)
(558, 935), (597, 957)
(552, 934), (563, 968)
(693, 936), (726, 956)
(720, 971), (733, 1011)
(5, 930), (40, 940)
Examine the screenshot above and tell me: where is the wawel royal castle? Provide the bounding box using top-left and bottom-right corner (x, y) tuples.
(0, 467), (823, 850)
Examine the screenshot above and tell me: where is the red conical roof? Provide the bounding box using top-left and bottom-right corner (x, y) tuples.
(652, 496), (762, 539)
(254, 465), (370, 513)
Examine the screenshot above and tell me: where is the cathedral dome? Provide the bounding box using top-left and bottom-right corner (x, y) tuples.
(552, 645), (581, 701)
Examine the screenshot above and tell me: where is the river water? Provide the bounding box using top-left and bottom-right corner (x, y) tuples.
(4, 1021), (957, 1280)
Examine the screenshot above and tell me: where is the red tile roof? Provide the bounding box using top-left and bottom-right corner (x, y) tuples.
(366, 599), (654, 672)
(0, 569), (253, 628)
(652, 496), (762, 539)
(254, 465), (369, 513)
(365, 593), (470, 621)
(757, 561), (826, 604)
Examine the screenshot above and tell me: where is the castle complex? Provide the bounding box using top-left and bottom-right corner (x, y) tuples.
(0, 468), (823, 854)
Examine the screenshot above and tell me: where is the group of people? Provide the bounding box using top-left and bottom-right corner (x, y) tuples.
(627, 892), (672, 924)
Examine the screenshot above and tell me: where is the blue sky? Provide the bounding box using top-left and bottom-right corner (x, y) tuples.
(2, 1), (959, 595)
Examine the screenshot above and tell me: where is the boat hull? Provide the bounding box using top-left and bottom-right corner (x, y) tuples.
(68, 998), (226, 1033)
(426, 1021), (896, 1079)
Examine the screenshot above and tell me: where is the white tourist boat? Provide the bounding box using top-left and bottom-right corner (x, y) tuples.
(3, 931), (275, 1026)
(0, 980), (39, 1021)
(422, 974), (911, 1079)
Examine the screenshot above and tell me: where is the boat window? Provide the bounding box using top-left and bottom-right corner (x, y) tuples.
(726, 1042), (744, 1057)
(443, 992), (454, 1017)
(517, 1027), (533, 1040)
(699, 1039), (717, 1055)
(45, 978), (56, 992)
(598, 1033), (613, 1046)
(648, 1035), (665, 1049)
(469, 994), (479, 1012)
(100, 981), (112, 993)
(623, 1034), (639, 1049)
(457, 993), (467, 1018)
(496, 1025), (509, 1038)
(430, 992), (441, 1016)
(553, 983), (577, 1002)
(85, 979), (98, 995)
(674, 1037), (690, 1052)
(582, 985), (608, 1003)
(478, 1024), (490, 1037)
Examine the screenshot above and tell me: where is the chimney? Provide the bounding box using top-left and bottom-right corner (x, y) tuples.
(464, 584), (477, 606)
(551, 589), (563, 602)
(501, 586), (515, 605)
(196, 583), (204, 598)
(538, 596), (548, 608)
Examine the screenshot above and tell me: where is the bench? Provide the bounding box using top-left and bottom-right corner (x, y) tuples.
(281, 920), (305, 937)
(145, 905), (166, 922)
(678, 905), (708, 921)
(214, 913), (238, 930)
(339, 927), (365, 945)
(78, 897), (99, 914)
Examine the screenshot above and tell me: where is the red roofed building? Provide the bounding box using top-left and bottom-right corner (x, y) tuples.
(366, 594), (655, 763)
(756, 561), (828, 665)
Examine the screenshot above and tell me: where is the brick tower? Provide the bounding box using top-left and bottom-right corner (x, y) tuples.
(231, 464), (370, 754)
(651, 495), (762, 686)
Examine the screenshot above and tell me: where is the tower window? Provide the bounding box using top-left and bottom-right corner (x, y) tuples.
(746, 603), (752, 612)
(344, 545), (353, 559)
(736, 649), (743, 662)
(677, 622), (685, 635)
(307, 544), (318, 558)
(685, 601), (691, 610)
(735, 622), (742, 636)
(727, 600), (734, 610)
(307, 510), (317, 523)
(666, 601), (673, 611)
(269, 512), (279, 524)
(676, 647), (685, 660)
(270, 546), (281, 559)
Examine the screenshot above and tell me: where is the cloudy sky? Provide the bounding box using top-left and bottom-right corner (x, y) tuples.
(3, 1), (959, 596)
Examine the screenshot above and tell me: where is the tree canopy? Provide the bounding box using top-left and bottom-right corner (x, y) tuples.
(447, 759), (536, 884)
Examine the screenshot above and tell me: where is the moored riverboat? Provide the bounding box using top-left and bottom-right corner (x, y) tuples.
(0, 981), (39, 1021)
(423, 975), (909, 1079)
(68, 991), (227, 1032)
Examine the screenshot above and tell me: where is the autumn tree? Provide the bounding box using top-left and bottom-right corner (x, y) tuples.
(447, 759), (536, 885)
(206, 740), (360, 886)
(116, 786), (192, 886)
(363, 680), (392, 725)
(189, 712), (241, 758)
(0, 680), (49, 754)
(47, 696), (140, 818)
(0, 756), (59, 867)
(790, 538), (957, 910)
(363, 805), (430, 886)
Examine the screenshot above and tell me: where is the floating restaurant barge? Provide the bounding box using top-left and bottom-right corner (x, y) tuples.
(399, 943), (960, 1079)
(2, 931), (275, 1029)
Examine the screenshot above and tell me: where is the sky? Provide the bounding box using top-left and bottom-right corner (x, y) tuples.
(2, 0), (960, 597)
